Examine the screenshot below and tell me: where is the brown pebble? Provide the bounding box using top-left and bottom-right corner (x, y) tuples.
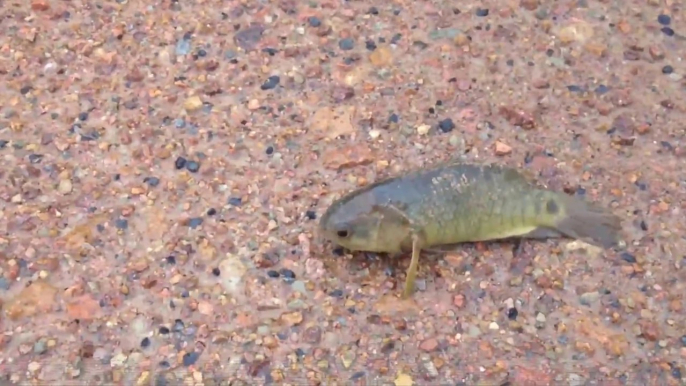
(520, 0), (539, 11)
(419, 338), (439, 352)
(494, 141), (512, 156)
(639, 320), (660, 341)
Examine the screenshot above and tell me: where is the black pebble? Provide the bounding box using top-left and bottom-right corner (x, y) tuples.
(140, 337), (150, 348)
(620, 252), (637, 263)
(475, 8), (489, 17)
(305, 210), (317, 220)
(388, 113), (399, 123)
(661, 27), (675, 36)
(438, 118), (455, 133)
(365, 40), (377, 51)
(507, 307), (518, 320)
(680, 335), (686, 346)
(166, 255), (176, 265)
(329, 289), (344, 298)
(657, 14), (671, 25)
(212, 267), (221, 276)
(265, 146), (274, 155)
(28, 154), (43, 164)
(144, 176), (160, 187)
(308, 17), (321, 27)
(267, 270), (280, 278)
(662, 65), (674, 74)
(368, 6), (379, 15)
(0, 140), (7, 149)
(185, 161), (200, 173)
(228, 197), (242, 206)
(261, 75), (281, 90)
(279, 268), (296, 279)
(182, 352), (200, 367)
(339, 38), (355, 50)
(206, 208), (217, 216)
(639, 220), (648, 231)
(159, 326), (170, 334)
(174, 157), (187, 170)
(20, 85), (32, 95)
(115, 219), (128, 230)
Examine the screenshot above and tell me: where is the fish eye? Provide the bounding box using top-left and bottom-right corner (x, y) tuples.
(337, 229), (349, 238)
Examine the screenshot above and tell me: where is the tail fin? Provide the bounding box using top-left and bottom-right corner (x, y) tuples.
(554, 195), (622, 248)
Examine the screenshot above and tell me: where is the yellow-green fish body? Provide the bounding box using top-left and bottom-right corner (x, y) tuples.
(318, 161), (622, 298)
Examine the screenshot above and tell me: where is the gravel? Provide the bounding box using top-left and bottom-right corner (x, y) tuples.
(1, 0), (685, 384)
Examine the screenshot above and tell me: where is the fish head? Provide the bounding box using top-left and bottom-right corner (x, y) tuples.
(318, 191), (411, 253)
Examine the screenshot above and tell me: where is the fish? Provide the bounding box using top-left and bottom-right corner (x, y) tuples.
(318, 161), (623, 298)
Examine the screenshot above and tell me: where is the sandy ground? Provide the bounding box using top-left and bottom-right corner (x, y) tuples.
(0, 0), (685, 384)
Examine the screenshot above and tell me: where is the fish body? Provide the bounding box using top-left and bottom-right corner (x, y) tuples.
(318, 161), (622, 298)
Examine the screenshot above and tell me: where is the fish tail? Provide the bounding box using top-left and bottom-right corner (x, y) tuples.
(543, 192), (622, 248)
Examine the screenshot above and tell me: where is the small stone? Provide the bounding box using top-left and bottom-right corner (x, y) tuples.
(520, 0), (539, 11)
(494, 141), (512, 156)
(475, 8), (489, 16)
(340, 350), (356, 369)
(419, 338), (438, 352)
(185, 161), (200, 173)
(183, 352), (200, 366)
(260, 76), (280, 90)
(58, 179), (73, 194)
(579, 291), (600, 306)
(658, 14), (671, 26)
(339, 38), (355, 50)
(308, 17), (322, 27)
(394, 372), (413, 386)
(280, 311), (304, 326)
(416, 124), (431, 135)
(489, 322), (500, 330)
(183, 96), (203, 112)
(438, 118), (455, 133)
(557, 21), (594, 43)
(171, 157), (186, 171)
(369, 46), (392, 67)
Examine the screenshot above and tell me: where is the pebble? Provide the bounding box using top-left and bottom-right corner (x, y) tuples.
(475, 8), (489, 17)
(339, 38), (355, 51)
(188, 218), (203, 229)
(489, 322), (500, 330)
(183, 96), (203, 112)
(657, 14), (671, 25)
(661, 27), (675, 36)
(416, 124), (431, 135)
(183, 352), (200, 366)
(115, 219), (128, 230)
(261, 76), (280, 90)
(579, 291), (600, 306)
(494, 141), (512, 156)
(185, 161), (200, 173)
(143, 177), (160, 187)
(419, 338), (438, 352)
(438, 118), (455, 133)
(175, 34), (192, 56)
(58, 179), (73, 194)
(308, 17), (321, 27)
(174, 156), (187, 170)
